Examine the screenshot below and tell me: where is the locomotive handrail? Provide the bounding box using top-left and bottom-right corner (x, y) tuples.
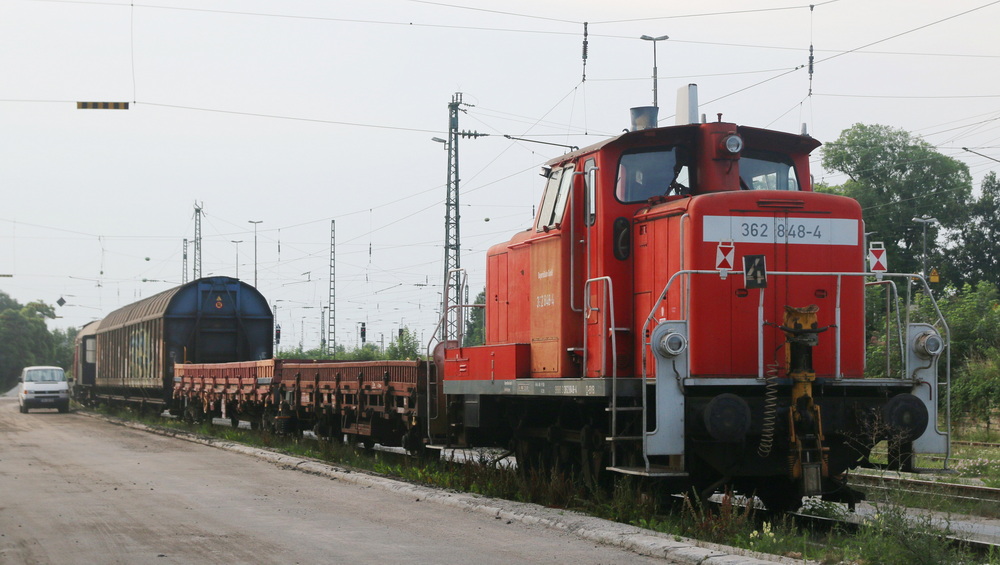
(639, 269), (952, 471)
(583, 276), (620, 383)
(865, 279), (906, 379)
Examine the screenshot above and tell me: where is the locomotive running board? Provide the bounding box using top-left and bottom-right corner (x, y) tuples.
(607, 465), (688, 478)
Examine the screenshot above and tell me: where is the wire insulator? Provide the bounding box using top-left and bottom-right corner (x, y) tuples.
(581, 22), (589, 82)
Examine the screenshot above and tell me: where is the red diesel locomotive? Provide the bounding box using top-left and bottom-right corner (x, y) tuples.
(170, 89), (950, 511)
(440, 92), (948, 510)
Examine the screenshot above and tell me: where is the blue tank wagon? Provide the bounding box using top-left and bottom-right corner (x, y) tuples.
(82, 277), (273, 411)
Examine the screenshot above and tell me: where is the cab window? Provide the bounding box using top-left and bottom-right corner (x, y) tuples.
(616, 148), (690, 203)
(739, 149), (800, 190)
(536, 165), (575, 230)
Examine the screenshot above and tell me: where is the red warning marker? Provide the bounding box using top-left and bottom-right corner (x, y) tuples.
(868, 242), (887, 273)
(716, 242), (735, 271)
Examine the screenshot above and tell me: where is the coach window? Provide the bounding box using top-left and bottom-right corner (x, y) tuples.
(85, 338), (96, 363)
(739, 149), (800, 190)
(616, 148), (690, 203)
(536, 165), (575, 231)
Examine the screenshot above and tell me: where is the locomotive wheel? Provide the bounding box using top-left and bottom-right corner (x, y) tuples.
(513, 437), (545, 476)
(755, 478), (803, 513)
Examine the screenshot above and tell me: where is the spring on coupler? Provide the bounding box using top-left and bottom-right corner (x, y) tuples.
(757, 363), (780, 458)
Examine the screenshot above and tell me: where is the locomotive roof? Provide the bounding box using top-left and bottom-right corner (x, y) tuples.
(544, 122), (820, 167)
(96, 276), (270, 333)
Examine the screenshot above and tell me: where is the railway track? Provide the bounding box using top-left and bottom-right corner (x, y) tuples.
(849, 471), (1000, 504)
(951, 439), (1000, 449)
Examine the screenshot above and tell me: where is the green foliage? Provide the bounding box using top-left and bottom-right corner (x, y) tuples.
(0, 291), (69, 390)
(915, 282), (1000, 372)
(385, 327), (421, 359)
(50, 327), (77, 376)
(821, 123), (972, 281)
(947, 172), (1000, 288)
(463, 290), (486, 347)
(952, 351), (1000, 437)
(276, 326), (425, 361)
(843, 504), (971, 565)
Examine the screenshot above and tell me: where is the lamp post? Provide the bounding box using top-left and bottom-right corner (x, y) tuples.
(248, 220), (262, 287)
(640, 34), (669, 108)
(231, 240), (243, 279)
(911, 215), (938, 280)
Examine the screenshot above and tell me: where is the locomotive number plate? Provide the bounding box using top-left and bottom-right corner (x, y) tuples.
(703, 216), (858, 246)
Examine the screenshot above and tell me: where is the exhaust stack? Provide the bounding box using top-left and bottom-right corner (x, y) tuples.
(676, 84), (699, 125)
(630, 106), (659, 131)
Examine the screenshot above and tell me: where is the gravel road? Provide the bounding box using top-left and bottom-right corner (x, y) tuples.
(0, 395), (792, 564)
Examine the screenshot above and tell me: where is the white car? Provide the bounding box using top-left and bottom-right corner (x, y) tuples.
(19, 366), (70, 413)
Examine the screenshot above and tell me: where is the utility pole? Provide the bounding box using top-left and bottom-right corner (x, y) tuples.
(182, 238), (189, 284)
(640, 34), (669, 109)
(193, 202), (203, 280)
(248, 220), (262, 287)
(320, 305), (326, 354)
(329, 220), (336, 356)
(231, 240), (243, 279)
(437, 92), (487, 342)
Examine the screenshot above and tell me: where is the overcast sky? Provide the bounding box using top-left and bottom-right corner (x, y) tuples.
(1, 0), (998, 351)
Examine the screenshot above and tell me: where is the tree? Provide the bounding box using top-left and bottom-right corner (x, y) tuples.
(51, 327), (77, 376)
(464, 290), (486, 347)
(385, 327), (421, 359)
(820, 124), (972, 281)
(946, 172), (1000, 288)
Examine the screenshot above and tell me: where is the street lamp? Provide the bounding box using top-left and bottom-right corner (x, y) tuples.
(248, 220), (262, 287)
(231, 240), (243, 279)
(911, 215), (938, 280)
(640, 34), (669, 108)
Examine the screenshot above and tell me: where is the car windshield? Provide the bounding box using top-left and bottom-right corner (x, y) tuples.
(25, 369), (65, 383)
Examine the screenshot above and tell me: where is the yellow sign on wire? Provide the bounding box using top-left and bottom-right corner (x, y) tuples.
(76, 102), (129, 110)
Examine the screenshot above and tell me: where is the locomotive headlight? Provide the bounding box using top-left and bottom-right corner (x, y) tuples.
(657, 332), (688, 358)
(913, 330), (944, 359)
(721, 134), (743, 155)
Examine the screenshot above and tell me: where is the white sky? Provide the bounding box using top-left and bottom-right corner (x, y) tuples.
(1, 0), (998, 351)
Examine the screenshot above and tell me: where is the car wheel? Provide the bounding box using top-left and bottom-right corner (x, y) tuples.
(20, 404), (28, 414)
